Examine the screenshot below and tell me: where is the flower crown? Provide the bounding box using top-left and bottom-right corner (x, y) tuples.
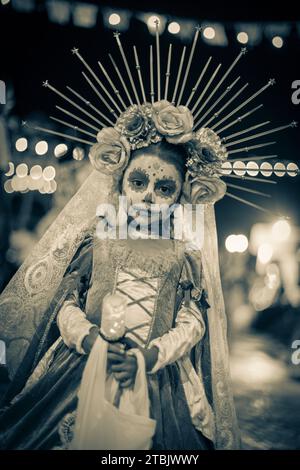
(89, 100), (228, 203)
(39, 26), (297, 210)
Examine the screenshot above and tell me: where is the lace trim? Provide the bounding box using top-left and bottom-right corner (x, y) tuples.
(57, 411), (77, 449)
(95, 237), (186, 278)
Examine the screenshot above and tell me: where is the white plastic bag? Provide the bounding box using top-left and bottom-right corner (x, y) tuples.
(70, 336), (156, 450)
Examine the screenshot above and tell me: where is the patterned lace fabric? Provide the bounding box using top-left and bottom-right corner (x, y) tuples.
(57, 297), (96, 355)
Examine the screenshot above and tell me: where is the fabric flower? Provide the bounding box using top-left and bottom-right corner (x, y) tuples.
(89, 127), (130, 175)
(152, 100), (193, 144)
(185, 127), (228, 177)
(180, 173), (227, 205)
(115, 104), (155, 148)
(194, 127), (228, 162)
(190, 176), (227, 204)
(187, 139), (220, 164)
(197, 127), (222, 146)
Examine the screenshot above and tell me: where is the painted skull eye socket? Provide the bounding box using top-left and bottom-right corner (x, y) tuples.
(155, 178), (177, 198)
(127, 168), (149, 192)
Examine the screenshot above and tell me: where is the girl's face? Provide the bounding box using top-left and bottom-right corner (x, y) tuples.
(121, 154), (183, 209)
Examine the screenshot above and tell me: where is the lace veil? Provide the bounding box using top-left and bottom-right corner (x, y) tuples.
(0, 165), (240, 449)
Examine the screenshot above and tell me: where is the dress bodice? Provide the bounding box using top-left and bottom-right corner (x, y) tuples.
(82, 236), (216, 443)
(85, 237), (186, 345)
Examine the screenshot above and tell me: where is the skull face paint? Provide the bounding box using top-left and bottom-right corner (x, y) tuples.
(122, 154), (183, 209)
(121, 153), (184, 230)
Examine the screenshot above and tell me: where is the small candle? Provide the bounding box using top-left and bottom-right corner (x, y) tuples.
(100, 293), (127, 341)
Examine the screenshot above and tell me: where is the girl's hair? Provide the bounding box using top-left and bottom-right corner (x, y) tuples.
(129, 139), (188, 179)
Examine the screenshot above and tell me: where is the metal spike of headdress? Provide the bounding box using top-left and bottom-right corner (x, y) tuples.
(34, 21), (298, 213)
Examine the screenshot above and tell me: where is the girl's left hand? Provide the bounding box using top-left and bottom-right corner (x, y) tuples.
(110, 352), (138, 388)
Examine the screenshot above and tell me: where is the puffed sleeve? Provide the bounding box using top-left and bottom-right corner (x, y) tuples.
(147, 299), (206, 374)
(57, 289), (98, 355)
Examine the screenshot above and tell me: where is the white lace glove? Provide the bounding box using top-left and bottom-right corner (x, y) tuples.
(57, 294), (98, 355)
(147, 300), (206, 374)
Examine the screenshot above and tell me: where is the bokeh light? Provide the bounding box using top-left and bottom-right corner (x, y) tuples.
(272, 36), (283, 48)
(39, 180), (52, 194)
(147, 15), (160, 29)
(49, 180), (58, 193)
(4, 179), (14, 193)
(287, 162), (299, 177)
(265, 263), (280, 290)
(237, 32), (249, 44)
(28, 176), (44, 191)
(203, 27), (215, 40)
(235, 234), (249, 253)
(168, 22), (180, 34)
(260, 162), (273, 177)
(233, 161), (246, 176)
(15, 137), (28, 152)
(257, 243), (273, 264)
(108, 13), (121, 26)
(274, 162), (285, 177)
(225, 234), (248, 253)
(246, 161), (259, 176)
(54, 143), (68, 158)
(11, 175), (26, 192)
(225, 235), (236, 253)
(43, 166), (56, 181)
(30, 165), (43, 180)
(16, 163), (28, 178)
(35, 140), (48, 156)
(221, 161), (232, 175)
(73, 147), (85, 161)
(271, 219), (291, 242)
(5, 162), (14, 177)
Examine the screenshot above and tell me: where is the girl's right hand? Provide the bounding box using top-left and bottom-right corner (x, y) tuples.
(82, 326), (99, 354)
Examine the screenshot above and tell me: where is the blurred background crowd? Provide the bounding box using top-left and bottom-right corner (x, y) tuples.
(0, 0), (300, 449)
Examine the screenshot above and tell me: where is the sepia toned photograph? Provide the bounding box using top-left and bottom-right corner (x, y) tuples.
(0, 0), (300, 458)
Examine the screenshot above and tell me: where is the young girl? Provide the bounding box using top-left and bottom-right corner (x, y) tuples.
(0, 136), (239, 450)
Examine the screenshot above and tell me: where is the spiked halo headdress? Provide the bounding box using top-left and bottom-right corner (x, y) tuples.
(34, 21), (298, 214)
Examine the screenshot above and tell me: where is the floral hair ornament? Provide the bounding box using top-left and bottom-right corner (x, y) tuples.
(37, 25), (298, 211)
(180, 172), (227, 205)
(90, 101), (227, 201)
(90, 127), (130, 176)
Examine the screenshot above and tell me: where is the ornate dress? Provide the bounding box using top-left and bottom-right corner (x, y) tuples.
(0, 233), (215, 450)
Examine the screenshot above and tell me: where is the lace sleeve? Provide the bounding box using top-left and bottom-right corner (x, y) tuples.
(147, 300), (206, 374)
(57, 290), (98, 355)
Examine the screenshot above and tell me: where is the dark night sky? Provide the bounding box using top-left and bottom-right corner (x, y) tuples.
(0, 0), (299, 240)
